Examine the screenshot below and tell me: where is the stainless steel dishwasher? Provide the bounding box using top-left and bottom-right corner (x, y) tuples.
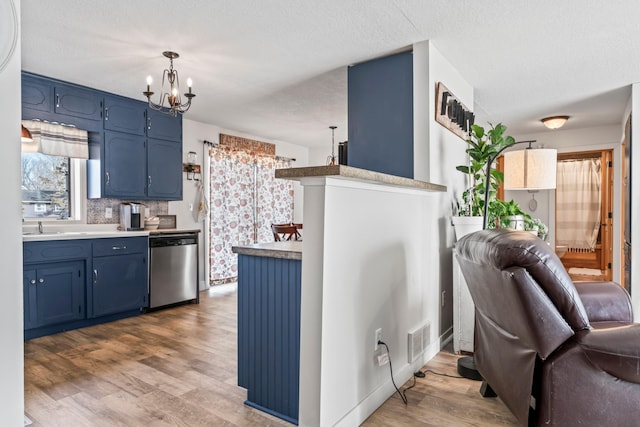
(148, 232), (199, 309)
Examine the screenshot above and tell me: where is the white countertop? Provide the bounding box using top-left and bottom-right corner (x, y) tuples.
(22, 227), (200, 242)
(22, 230), (149, 242)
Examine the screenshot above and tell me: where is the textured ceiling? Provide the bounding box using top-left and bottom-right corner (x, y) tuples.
(21, 0), (640, 147)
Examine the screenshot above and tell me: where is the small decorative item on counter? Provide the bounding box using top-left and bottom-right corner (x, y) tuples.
(144, 216), (160, 230)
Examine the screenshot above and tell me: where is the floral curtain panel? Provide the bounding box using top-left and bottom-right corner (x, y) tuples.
(255, 156), (294, 243)
(556, 158), (601, 251)
(210, 148), (255, 282)
(209, 146), (293, 283)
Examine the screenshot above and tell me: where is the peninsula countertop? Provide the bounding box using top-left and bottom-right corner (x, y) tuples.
(275, 164), (447, 192)
(232, 241), (302, 260)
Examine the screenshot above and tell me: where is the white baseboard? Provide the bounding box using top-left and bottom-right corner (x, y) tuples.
(333, 341), (441, 427)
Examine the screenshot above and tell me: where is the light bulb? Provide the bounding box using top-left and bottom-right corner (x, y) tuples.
(187, 78), (193, 88)
(146, 75), (153, 85)
(172, 87), (178, 96)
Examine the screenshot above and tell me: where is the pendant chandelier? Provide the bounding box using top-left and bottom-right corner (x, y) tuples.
(326, 125), (337, 166)
(143, 51), (195, 116)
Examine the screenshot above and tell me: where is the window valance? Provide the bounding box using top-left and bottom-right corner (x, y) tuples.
(21, 119), (89, 159)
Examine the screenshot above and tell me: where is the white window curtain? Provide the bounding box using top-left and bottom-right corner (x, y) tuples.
(22, 120), (88, 159)
(209, 147), (293, 283)
(556, 158), (601, 250)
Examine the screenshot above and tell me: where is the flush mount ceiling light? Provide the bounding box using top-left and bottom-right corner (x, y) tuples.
(541, 115), (569, 130)
(143, 51), (195, 116)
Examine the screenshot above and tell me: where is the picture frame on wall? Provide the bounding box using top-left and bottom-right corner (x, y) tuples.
(435, 82), (474, 140)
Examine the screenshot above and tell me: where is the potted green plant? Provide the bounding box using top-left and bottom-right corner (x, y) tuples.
(491, 199), (526, 230)
(526, 216), (549, 240)
(452, 123), (515, 239)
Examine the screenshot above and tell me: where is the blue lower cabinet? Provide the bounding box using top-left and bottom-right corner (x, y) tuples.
(23, 237), (148, 340)
(91, 253), (147, 318)
(237, 255), (301, 425)
(23, 261), (85, 330)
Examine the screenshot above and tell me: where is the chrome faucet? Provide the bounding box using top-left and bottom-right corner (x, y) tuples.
(38, 221), (43, 234)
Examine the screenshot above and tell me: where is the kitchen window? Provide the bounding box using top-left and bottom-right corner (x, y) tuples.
(21, 152), (86, 222)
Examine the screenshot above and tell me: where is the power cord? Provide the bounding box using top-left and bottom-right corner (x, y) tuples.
(378, 341), (465, 405)
(418, 369), (464, 379)
(379, 340), (421, 405)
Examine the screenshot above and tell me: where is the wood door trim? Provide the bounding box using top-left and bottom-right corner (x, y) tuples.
(556, 149), (613, 281)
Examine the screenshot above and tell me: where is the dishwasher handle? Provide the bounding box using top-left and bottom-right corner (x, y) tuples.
(150, 236), (198, 247)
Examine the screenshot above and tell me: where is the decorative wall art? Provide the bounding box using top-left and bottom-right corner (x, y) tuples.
(435, 82), (475, 140)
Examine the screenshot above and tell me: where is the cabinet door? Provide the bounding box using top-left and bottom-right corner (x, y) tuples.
(147, 137), (183, 200)
(28, 261), (85, 329)
(54, 83), (102, 122)
(146, 109), (182, 142)
(104, 131), (147, 198)
(91, 253), (147, 317)
(104, 95), (146, 135)
(22, 74), (53, 115)
(23, 269), (37, 330)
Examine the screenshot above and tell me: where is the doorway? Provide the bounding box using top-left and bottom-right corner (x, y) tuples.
(555, 150), (613, 281)
(622, 116), (632, 292)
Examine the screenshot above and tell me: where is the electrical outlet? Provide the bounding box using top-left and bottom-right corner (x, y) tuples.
(105, 207), (112, 218)
(375, 328), (382, 351)
(376, 352), (389, 366)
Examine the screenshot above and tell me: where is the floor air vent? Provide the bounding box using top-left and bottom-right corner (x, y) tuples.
(408, 323), (431, 363)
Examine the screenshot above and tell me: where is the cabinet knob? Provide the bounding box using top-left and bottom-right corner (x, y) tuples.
(55, 93), (60, 108)
(30, 279), (36, 285)
(38, 278), (44, 284)
(106, 171), (110, 185)
(148, 117), (152, 130)
(148, 176), (152, 187)
(112, 246), (127, 251)
(93, 269), (98, 284)
(105, 107), (109, 121)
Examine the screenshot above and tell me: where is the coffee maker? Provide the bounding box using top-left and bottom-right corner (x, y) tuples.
(120, 203), (145, 231)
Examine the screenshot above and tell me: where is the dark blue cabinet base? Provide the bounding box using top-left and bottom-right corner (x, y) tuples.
(23, 237), (148, 340)
(237, 255), (301, 425)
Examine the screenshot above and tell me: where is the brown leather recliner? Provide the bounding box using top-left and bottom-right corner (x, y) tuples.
(456, 228), (640, 426)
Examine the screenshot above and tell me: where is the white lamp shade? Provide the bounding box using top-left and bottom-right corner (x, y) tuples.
(503, 148), (557, 190)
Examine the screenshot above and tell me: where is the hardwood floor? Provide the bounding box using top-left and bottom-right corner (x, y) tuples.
(25, 284), (517, 426)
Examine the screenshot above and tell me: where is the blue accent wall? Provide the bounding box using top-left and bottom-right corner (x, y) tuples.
(237, 254), (301, 425)
(348, 51), (414, 178)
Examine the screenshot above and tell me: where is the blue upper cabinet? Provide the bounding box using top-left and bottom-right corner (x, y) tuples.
(54, 83), (103, 123)
(22, 74), (54, 116)
(22, 72), (183, 201)
(22, 73), (104, 132)
(104, 95), (146, 135)
(147, 138), (183, 200)
(348, 51), (414, 179)
(146, 109), (182, 142)
(104, 131), (147, 198)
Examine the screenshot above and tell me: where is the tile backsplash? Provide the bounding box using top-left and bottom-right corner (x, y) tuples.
(87, 199), (168, 224)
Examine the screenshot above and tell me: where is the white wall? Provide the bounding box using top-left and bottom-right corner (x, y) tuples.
(297, 40), (474, 426)
(298, 178), (443, 426)
(505, 124), (623, 282)
(309, 145), (331, 166)
(169, 119), (310, 288)
(418, 41), (474, 336)
(0, 0), (26, 424)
